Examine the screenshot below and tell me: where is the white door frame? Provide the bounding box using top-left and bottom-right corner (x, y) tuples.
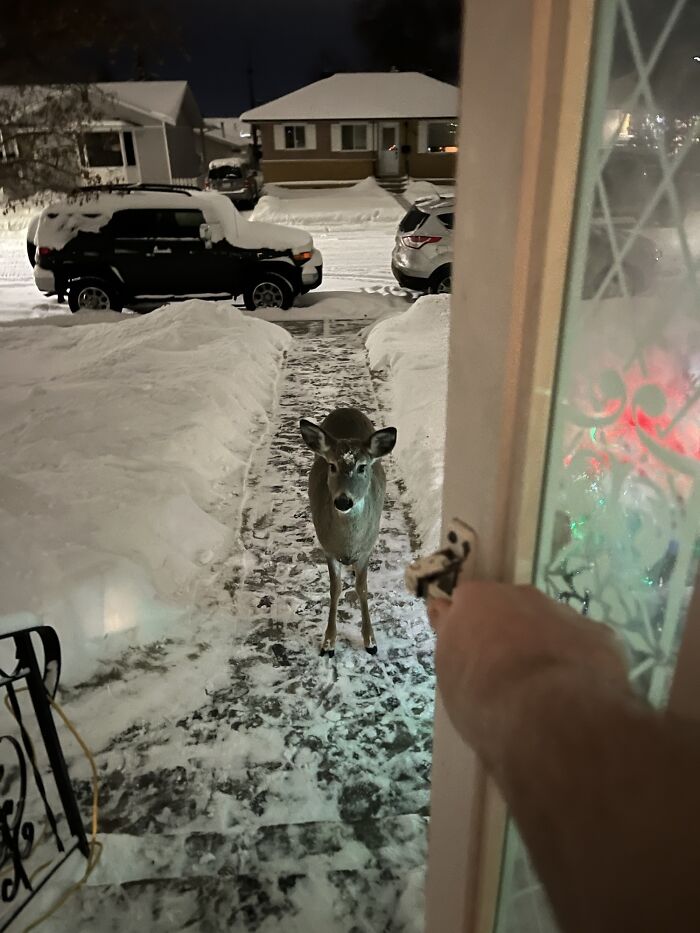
(377, 121), (400, 176)
(425, 0), (596, 930)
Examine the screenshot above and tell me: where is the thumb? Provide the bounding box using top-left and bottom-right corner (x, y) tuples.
(427, 597), (452, 632)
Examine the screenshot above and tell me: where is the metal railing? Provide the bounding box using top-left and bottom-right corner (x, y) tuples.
(0, 626), (88, 931)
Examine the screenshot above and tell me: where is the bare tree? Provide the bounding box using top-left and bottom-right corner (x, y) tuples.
(0, 86), (106, 199)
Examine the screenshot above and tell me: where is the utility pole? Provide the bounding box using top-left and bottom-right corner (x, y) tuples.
(247, 63), (256, 109)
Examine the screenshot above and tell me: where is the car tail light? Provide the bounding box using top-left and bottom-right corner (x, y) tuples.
(38, 247), (53, 257)
(402, 235), (442, 249)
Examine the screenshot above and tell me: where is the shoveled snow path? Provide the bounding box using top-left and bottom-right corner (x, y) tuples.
(43, 319), (435, 932)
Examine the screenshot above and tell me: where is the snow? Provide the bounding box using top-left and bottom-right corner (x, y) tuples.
(205, 117), (252, 146)
(366, 295), (450, 549)
(235, 215), (312, 252)
(96, 81), (188, 125)
(241, 72), (458, 121)
(0, 178), (437, 931)
(0, 300), (291, 682)
(208, 156), (248, 170)
(252, 178), (404, 226)
(32, 189), (315, 256)
(404, 179), (456, 203)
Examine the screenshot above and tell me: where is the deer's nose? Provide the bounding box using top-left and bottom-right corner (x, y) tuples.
(334, 494), (354, 512)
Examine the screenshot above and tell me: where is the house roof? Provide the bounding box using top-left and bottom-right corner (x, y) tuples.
(96, 81), (189, 124)
(241, 72), (458, 122)
(0, 81), (190, 125)
(205, 117), (252, 145)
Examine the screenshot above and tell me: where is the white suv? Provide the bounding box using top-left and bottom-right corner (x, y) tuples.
(392, 196), (661, 299)
(30, 184), (323, 312)
(391, 196), (454, 294)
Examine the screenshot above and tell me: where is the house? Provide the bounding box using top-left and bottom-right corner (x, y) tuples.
(82, 81), (207, 185)
(240, 72), (459, 187)
(0, 81), (231, 191)
(203, 117), (256, 168)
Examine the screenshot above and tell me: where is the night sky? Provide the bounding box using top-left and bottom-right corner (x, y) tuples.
(142, 0), (371, 117)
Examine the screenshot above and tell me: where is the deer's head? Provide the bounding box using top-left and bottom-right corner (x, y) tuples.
(300, 418), (397, 514)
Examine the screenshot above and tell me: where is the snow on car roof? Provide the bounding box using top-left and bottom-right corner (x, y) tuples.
(35, 189), (242, 250)
(33, 188), (312, 254)
(208, 157), (248, 170)
(414, 196), (456, 212)
(241, 72), (458, 121)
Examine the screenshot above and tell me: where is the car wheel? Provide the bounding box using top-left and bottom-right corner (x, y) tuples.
(429, 267), (452, 294)
(68, 279), (122, 313)
(27, 242), (36, 268)
(243, 272), (295, 310)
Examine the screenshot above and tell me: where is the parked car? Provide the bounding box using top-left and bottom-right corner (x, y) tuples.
(391, 197), (454, 294)
(392, 196), (660, 299)
(30, 184), (323, 312)
(205, 158), (261, 208)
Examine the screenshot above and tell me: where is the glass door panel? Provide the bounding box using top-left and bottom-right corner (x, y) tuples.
(495, 0), (700, 928)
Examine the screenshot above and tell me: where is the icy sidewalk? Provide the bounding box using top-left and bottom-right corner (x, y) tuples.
(44, 319), (435, 932)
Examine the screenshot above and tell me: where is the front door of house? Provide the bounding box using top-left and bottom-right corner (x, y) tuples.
(426, 0), (700, 930)
(377, 122), (400, 176)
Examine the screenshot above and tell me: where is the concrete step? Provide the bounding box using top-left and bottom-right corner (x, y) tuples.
(377, 175), (409, 194)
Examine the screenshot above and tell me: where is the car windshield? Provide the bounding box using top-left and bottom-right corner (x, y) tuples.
(399, 206), (429, 233)
(209, 165), (243, 181)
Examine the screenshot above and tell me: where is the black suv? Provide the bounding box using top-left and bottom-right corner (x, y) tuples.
(31, 184), (323, 312)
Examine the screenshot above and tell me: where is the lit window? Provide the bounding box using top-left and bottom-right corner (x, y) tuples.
(283, 125), (307, 149)
(426, 122), (459, 153)
(340, 124), (368, 150)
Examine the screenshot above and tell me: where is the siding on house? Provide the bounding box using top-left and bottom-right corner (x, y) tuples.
(165, 124), (202, 180)
(133, 126), (171, 182)
(257, 119), (456, 183)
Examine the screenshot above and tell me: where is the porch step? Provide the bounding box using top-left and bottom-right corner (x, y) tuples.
(377, 174), (409, 194)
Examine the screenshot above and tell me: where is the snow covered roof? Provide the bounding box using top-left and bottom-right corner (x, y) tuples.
(241, 72), (458, 122)
(0, 82), (194, 126)
(205, 117), (252, 145)
(96, 82), (189, 124)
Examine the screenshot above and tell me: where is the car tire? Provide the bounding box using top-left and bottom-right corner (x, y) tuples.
(428, 266), (452, 294)
(27, 242), (36, 268)
(243, 272), (295, 311)
(68, 278), (123, 313)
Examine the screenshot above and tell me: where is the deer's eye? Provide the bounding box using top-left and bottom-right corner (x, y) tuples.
(357, 464), (367, 475)
(329, 463), (337, 473)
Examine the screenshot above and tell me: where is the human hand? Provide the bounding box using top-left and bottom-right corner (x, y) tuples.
(428, 582), (631, 772)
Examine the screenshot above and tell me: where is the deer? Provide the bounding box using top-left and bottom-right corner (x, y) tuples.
(299, 408), (397, 657)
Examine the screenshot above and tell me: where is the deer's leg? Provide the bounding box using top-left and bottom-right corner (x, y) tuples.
(355, 560), (377, 656)
(321, 556), (341, 658)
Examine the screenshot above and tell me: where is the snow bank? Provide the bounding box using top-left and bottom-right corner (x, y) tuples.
(366, 295), (449, 549)
(252, 177), (404, 226)
(0, 301), (291, 681)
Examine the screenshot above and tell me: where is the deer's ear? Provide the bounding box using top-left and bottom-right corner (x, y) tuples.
(368, 427), (397, 458)
(300, 419), (333, 457)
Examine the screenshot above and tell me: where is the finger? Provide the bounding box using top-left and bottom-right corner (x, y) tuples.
(427, 597), (451, 632)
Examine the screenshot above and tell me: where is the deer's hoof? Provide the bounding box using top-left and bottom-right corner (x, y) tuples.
(365, 645), (378, 656)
